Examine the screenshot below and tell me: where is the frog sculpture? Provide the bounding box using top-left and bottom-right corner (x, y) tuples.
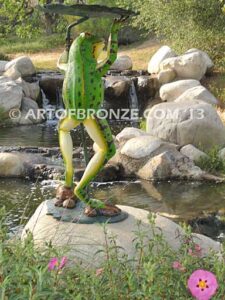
(56, 18), (125, 217)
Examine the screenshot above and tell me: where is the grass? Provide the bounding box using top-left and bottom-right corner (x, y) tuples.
(196, 147), (225, 175)
(0, 208), (225, 299)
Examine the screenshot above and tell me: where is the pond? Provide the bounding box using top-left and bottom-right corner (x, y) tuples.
(1, 177), (225, 241)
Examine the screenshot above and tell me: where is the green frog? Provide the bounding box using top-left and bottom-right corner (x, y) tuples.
(56, 19), (124, 217)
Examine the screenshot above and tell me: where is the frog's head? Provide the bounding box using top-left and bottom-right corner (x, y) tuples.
(79, 32), (105, 60)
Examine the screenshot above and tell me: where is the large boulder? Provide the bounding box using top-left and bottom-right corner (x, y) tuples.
(16, 97), (43, 125)
(160, 52), (207, 80)
(146, 101), (225, 150)
(174, 86), (218, 105)
(180, 144), (208, 163)
(0, 153), (25, 177)
(185, 48), (214, 74)
(148, 46), (176, 74)
(5, 56), (36, 77)
(110, 55), (133, 71)
(0, 80), (23, 113)
(4, 66), (21, 80)
(22, 201), (221, 267)
(157, 69), (176, 85)
(160, 79), (200, 102)
(16, 78), (40, 101)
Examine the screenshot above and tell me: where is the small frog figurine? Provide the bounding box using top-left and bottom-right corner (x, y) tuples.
(56, 18), (125, 217)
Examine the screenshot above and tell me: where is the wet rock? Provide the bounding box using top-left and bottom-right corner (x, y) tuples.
(22, 202), (222, 267)
(137, 76), (159, 113)
(157, 69), (176, 85)
(160, 52), (207, 80)
(110, 55), (133, 71)
(160, 79), (200, 102)
(174, 86), (218, 105)
(185, 48), (214, 75)
(146, 101), (225, 150)
(180, 144), (208, 163)
(5, 56), (36, 77)
(0, 80), (23, 113)
(16, 78), (40, 101)
(148, 46), (177, 74)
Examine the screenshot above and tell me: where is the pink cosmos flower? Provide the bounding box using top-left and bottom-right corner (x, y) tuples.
(48, 256), (68, 271)
(172, 261), (186, 272)
(188, 244), (202, 257)
(188, 269), (218, 300)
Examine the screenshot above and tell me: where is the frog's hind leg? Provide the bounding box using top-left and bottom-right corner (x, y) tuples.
(56, 117), (80, 208)
(74, 116), (120, 217)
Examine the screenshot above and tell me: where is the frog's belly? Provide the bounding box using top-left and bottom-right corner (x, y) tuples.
(63, 71), (104, 120)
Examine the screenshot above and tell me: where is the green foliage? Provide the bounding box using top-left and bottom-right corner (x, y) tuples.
(197, 147), (225, 174)
(116, 0), (225, 65)
(0, 107), (11, 127)
(0, 210), (225, 299)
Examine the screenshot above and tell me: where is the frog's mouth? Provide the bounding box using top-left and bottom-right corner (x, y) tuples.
(93, 39), (105, 60)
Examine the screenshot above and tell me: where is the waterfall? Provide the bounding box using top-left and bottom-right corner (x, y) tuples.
(41, 89), (58, 125)
(128, 80), (139, 127)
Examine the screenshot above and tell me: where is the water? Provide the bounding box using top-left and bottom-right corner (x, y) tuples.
(1, 178), (225, 240)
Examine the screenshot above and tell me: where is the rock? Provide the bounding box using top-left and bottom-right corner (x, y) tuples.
(219, 148), (225, 160)
(0, 153), (25, 177)
(3, 66), (21, 80)
(17, 97), (43, 125)
(146, 101), (225, 150)
(137, 150), (203, 180)
(22, 201), (221, 266)
(110, 55), (133, 71)
(185, 48), (214, 74)
(160, 52), (207, 80)
(121, 136), (163, 159)
(5, 56), (36, 77)
(175, 86), (218, 105)
(180, 144), (208, 163)
(116, 127), (148, 144)
(160, 79), (200, 102)
(0, 61), (8, 73)
(148, 46), (177, 74)
(0, 80), (23, 113)
(16, 78), (40, 101)
(157, 69), (176, 85)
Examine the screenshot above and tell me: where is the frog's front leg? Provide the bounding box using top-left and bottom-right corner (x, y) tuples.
(56, 116), (80, 209)
(74, 115), (121, 217)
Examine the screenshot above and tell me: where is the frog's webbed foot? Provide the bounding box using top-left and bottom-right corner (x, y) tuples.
(55, 185), (77, 209)
(84, 199), (121, 217)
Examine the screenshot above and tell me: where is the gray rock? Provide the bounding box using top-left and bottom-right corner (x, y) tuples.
(3, 66), (21, 80)
(5, 56), (36, 77)
(185, 48), (214, 74)
(180, 144), (208, 163)
(175, 86), (218, 105)
(116, 127), (148, 144)
(148, 46), (177, 74)
(21, 202), (221, 267)
(137, 150), (203, 180)
(146, 101), (225, 150)
(0, 80), (23, 113)
(157, 69), (176, 85)
(121, 136), (163, 159)
(17, 97), (43, 125)
(16, 78), (40, 101)
(160, 79), (200, 102)
(111, 55), (133, 71)
(0, 61), (8, 73)
(160, 52), (207, 80)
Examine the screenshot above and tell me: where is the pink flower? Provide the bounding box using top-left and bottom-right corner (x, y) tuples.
(188, 244), (202, 257)
(59, 256), (68, 269)
(188, 269), (218, 300)
(48, 256), (68, 271)
(172, 261), (186, 272)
